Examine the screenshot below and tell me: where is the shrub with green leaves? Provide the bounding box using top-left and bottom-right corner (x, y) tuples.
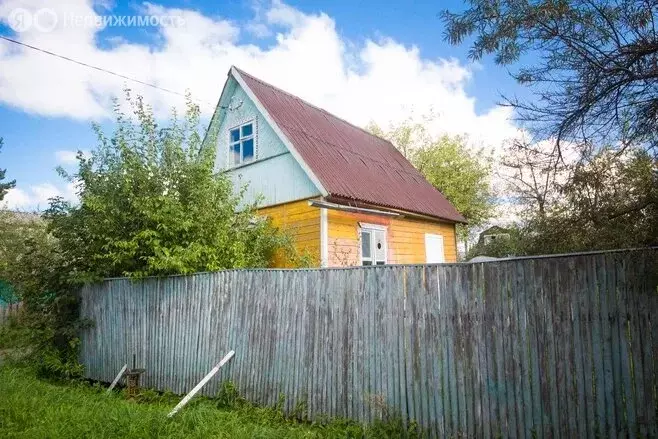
(1, 91), (308, 378)
(46, 91), (303, 279)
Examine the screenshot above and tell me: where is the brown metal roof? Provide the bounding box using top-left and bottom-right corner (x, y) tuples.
(235, 67), (466, 223)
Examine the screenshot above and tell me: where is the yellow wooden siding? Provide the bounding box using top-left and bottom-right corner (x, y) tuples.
(327, 209), (457, 266)
(258, 198), (320, 266)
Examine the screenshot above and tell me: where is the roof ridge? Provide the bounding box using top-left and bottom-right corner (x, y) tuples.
(228, 66), (466, 223)
(232, 66), (398, 149)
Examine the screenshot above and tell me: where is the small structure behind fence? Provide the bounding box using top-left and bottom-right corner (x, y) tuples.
(80, 248), (658, 438)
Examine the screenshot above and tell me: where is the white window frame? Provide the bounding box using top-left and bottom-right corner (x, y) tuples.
(229, 120), (256, 166)
(359, 223), (387, 266)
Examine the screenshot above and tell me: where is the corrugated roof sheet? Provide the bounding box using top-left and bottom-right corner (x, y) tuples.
(235, 67), (466, 223)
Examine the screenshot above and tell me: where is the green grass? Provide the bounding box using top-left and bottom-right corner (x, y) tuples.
(0, 366), (413, 438)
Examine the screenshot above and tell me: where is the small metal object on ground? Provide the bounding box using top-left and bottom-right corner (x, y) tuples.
(167, 350), (235, 417)
(124, 354), (145, 399)
(125, 368), (146, 398)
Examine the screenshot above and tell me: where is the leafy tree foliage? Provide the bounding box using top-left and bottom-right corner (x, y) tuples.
(0, 210), (81, 377)
(368, 120), (494, 245)
(443, 0), (658, 156)
(469, 146), (658, 259)
(413, 136), (494, 229)
(1, 92), (308, 377)
(0, 212), (44, 304)
(0, 138), (16, 201)
(466, 226), (526, 259)
(365, 117), (431, 160)
(521, 148), (658, 253)
(46, 92), (304, 279)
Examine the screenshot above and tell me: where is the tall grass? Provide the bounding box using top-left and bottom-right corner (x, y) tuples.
(0, 366), (415, 438)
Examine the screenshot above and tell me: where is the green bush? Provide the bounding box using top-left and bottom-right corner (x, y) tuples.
(0, 92), (311, 380)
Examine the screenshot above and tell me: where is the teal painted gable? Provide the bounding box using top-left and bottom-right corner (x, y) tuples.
(208, 76), (321, 207)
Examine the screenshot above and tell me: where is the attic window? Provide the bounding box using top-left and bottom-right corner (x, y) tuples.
(230, 122), (255, 166)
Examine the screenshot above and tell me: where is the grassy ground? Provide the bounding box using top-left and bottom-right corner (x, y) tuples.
(0, 366), (411, 438)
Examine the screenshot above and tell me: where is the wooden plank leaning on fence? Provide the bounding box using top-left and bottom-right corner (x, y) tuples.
(167, 350), (235, 418)
(106, 364), (128, 394)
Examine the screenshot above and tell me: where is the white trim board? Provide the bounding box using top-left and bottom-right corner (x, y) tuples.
(320, 207), (328, 267)
(358, 222), (387, 231)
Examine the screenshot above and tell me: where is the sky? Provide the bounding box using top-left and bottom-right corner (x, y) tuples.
(0, 0), (526, 211)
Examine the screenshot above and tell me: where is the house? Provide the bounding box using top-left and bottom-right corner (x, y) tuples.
(478, 226), (511, 246)
(205, 67), (465, 267)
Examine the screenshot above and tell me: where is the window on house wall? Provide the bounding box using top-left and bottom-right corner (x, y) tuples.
(360, 225), (387, 266)
(229, 121), (255, 166)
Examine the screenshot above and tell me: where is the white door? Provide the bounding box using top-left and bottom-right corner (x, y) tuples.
(425, 233), (445, 263)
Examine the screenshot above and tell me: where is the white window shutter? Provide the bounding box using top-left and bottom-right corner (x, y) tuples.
(374, 230), (386, 262)
(425, 233), (445, 263)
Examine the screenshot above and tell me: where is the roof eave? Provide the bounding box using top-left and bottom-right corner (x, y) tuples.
(323, 195), (467, 224)
(200, 67), (235, 153)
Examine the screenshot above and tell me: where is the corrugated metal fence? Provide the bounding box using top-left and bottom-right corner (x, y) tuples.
(0, 302), (21, 326)
(80, 248), (658, 437)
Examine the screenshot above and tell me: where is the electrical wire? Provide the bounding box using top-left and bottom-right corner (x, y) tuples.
(0, 35), (216, 108)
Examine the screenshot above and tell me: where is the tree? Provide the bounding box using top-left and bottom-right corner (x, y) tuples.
(365, 116), (431, 159)
(45, 91), (304, 280)
(0, 211), (44, 305)
(527, 148), (657, 253)
(0, 138), (16, 201)
(498, 138), (574, 218)
(0, 209), (79, 377)
(368, 121), (494, 248)
(466, 226), (526, 259)
(1, 92), (308, 378)
(413, 136), (494, 229)
(442, 0), (658, 157)
(499, 146), (658, 255)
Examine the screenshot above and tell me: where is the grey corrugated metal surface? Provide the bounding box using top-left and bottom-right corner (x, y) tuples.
(0, 302), (21, 326)
(80, 248), (658, 437)
(235, 68), (465, 223)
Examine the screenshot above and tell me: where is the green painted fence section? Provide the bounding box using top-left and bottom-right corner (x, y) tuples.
(79, 249), (658, 437)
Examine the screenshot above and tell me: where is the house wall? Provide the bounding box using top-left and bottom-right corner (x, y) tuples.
(258, 198), (321, 267)
(209, 76), (321, 208)
(327, 209), (457, 266)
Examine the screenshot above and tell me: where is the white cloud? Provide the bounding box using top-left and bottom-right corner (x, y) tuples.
(2, 182), (77, 210)
(0, 0), (520, 152)
(2, 188), (31, 210)
(55, 149), (89, 165)
(1, 0), (524, 213)
(55, 150), (79, 165)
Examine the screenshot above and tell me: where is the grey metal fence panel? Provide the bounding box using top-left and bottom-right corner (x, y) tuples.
(0, 302), (21, 326)
(79, 248), (658, 437)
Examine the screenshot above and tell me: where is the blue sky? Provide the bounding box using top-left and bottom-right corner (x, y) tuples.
(0, 0), (526, 210)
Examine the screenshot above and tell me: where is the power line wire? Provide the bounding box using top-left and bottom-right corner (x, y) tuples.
(0, 35), (216, 108)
